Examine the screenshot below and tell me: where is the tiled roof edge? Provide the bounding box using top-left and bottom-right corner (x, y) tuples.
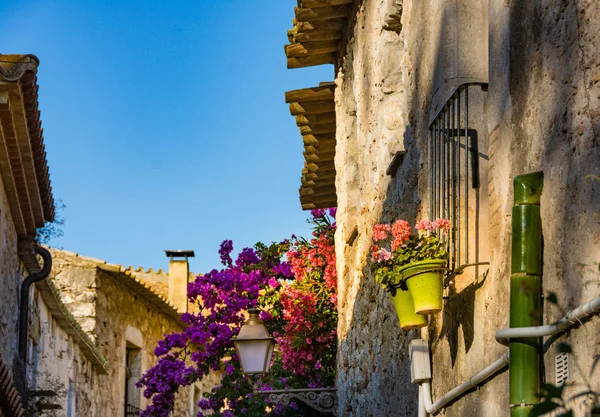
(0, 54), (39, 82)
(99, 265), (185, 328)
(48, 248), (186, 329)
(0, 359), (25, 417)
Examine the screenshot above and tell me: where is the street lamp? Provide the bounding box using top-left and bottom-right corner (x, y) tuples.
(234, 308), (338, 416)
(233, 308), (275, 376)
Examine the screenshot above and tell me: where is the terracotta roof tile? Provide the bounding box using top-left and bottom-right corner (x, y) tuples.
(0, 54), (54, 233)
(0, 359), (25, 416)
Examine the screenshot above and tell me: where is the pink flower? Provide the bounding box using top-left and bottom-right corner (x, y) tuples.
(416, 219), (433, 232)
(371, 247), (393, 263)
(268, 278), (280, 289)
(372, 224), (391, 241)
(330, 293), (337, 306)
(391, 220), (411, 246)
(432, 218), (451, 234)
(377, 248), (392, 261)
(371, 244), (380, 261)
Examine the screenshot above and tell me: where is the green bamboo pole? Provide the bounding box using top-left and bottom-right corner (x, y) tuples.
(510, 171), (544, 417)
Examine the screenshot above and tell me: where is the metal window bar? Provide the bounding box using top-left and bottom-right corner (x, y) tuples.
(126, 404), (141, 417)
(429, 83), (487, 269)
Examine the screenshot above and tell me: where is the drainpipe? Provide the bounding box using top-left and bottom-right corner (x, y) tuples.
(510, 171), (544, 417)
(18, 246), (52, 364)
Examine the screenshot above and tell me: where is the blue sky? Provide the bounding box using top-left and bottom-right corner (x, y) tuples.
(0, 0), (333, 273)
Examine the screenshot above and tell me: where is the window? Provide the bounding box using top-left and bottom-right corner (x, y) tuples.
(190, 385), (202, 416)
(66, 379), (74, 417)
(27, 340), (39, 390)
(125, 344), (142, 416)
(429, 83), (489, 270)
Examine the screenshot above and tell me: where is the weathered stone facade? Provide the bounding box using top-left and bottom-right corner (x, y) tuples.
(0, 54), (221, 417)
(0, 54), (55, 417)
(333, 0), (600, 416)
(0, 174), (23, 371)
(30, 249), (221, 416)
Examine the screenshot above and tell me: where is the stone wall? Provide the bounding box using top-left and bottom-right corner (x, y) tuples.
(486, 1), (600, 415)
(42, 250), (221, 416)
(335, 0), (599, 416)
(49, 254), (99, 342)
(30, 293), (97, 415)
(0, 171), (23, 371)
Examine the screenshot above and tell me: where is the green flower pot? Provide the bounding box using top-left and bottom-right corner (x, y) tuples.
(390, 287), (428, 330)
(400, 259), (447, 314)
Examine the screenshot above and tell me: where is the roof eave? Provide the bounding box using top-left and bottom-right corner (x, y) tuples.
(0, 54), (55, 238)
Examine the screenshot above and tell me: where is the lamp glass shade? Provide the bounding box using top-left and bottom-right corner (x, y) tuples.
(234, 309), (276, 376)
(234, 339), (274, 375)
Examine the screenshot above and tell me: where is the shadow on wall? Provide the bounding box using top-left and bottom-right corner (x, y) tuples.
(432, 273), (487, 366)
(507, 0), (600, 306)
(340, 0), (599, 415)
(379, 1), (489, 373)
(335, 3), (446, 416)
(338, 2), (496, 415)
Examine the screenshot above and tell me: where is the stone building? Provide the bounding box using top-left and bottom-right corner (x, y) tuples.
(0, 54), (55, 417)
(0, 55), (219, 417)
(283, 1), (599, 416)
(32, 248), (221, 417)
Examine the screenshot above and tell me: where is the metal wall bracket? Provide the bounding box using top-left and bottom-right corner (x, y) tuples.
(260, 387), (338, 415)
(443, 262), (490, 287)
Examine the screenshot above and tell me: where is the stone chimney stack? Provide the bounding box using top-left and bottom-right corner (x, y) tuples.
(164, 250), (195, 313)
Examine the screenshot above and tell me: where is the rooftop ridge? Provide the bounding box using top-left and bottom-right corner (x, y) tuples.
(48, 248), (185, 325)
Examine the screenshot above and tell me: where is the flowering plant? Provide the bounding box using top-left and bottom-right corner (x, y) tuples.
(370, 219), (450, 292)
(137, 209), (337, 417)
(275, 208), (337, 386)
(136, 239), (292, 417)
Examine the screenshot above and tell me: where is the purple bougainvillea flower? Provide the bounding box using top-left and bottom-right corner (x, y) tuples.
(310, 208), (326, 218)
(259, 311), (273, 321)
(218, 240), (234, 266)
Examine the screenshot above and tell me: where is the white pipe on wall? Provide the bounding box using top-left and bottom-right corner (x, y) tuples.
(418, 386), (428, 417)
(495, 295), (600, 346)
(419, 353), (509, 414)
(417, 295), (600, 415)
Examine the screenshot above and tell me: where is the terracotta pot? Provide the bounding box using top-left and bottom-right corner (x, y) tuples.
(390, 287), (428, 329)
(400, 259), (447, 314)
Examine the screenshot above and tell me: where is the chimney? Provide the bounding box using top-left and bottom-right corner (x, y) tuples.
(164, 250), (195, 313)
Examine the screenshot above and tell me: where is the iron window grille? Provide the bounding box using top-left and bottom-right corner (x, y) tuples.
(429, 82), (488, 270)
